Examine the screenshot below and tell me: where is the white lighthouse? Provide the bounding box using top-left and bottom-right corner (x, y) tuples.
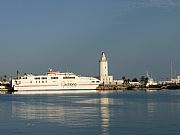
(99, 52), (113, 84)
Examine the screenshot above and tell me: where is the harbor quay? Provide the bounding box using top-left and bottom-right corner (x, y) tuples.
(1, 79), (179, 93)
(1, 52), (180, 93)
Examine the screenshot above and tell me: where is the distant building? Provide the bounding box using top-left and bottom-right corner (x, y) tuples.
(99, 52), (113, 84)
(171, 76), (180, 84)
(160, 76), (180, 84)
(113, 80), (124, 85)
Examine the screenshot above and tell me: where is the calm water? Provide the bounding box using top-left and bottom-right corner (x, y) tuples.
(1, 90), (180, 135)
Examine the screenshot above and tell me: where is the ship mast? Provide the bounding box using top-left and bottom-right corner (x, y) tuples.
(170, 60), (173, 80)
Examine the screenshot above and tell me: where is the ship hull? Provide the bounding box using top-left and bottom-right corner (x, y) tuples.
(13, 85), (98, 91)
(13, 85), (99, 91)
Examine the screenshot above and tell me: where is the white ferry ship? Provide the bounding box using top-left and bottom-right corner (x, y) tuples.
(11, 69), (101, 91)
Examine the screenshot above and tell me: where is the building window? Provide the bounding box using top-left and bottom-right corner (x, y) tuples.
(51, 77), (58, 79)
(63, 77), (75, 79)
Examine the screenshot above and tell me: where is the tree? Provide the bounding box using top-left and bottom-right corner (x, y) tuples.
(122, 76), (126, 81)
(127, 78), (131, 83)
(122, 76), (131, 84)
(140, 76), (149, 85)
(122, 76), (126, 84)
(132, 78), (139, 82)
(3, 75), (7, 82)
(144, 77), (149, 85)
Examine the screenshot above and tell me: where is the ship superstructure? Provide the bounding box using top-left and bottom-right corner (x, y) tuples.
(12, 69), (101, 91)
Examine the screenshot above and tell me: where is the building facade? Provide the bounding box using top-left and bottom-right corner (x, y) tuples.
(171, 76), (180, 84)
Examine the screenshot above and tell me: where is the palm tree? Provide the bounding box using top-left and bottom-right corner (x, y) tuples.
(127, 78), (131, 83)
(132, 78), (139, 82)
(122, 76), (126, 81)
(122, 76), (126, 84)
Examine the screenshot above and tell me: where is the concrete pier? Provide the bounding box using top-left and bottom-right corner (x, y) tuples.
(96, 84), (162, 91)
(96, 84), (128, 90)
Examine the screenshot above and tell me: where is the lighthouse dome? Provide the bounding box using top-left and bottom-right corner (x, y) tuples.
(100, 52), (107, 62)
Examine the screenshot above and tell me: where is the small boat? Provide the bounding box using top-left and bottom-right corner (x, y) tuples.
(146, 72), (161, 90)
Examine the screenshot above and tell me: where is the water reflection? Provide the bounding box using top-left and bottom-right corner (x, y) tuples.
(100, 96), (110, 135)
(147, 101), (156, 118)
(12, 101), (65, 123)
(5, 91), (180, 135)
(11, 92), (112, 133)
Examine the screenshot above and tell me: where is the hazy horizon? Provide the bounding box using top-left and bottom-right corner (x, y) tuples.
(0, 0), (180, 80)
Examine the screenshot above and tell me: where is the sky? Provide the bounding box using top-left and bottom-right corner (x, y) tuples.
(0, 0), (180, 80)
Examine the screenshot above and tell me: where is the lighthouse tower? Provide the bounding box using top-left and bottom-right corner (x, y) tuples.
(99, 52), (113, 84)
(100, 52), (108, 78)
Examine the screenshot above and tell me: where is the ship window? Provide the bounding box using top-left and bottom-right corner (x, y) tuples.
(42, 81), (44, 83)
(63, 77), (75, 79)
(51, 77), (58, 79)
(96, 81), (100, 83)
(92, 81), (95, 83)
(35, 77), (40, 80)
(41, 77), (47, 79)
(30, 81), (32, 83)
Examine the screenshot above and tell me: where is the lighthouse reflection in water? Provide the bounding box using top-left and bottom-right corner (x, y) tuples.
(11, 92), (111, 135)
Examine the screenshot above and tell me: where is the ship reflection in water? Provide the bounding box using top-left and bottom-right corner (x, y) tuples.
(11, 91), (112, 135)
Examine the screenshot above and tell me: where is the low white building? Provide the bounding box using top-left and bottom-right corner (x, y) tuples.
(129, 82), (141, 86)
(171, 76), (180, 84)
(113, 80), (124, 85)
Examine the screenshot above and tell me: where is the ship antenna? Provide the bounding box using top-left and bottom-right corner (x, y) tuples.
(17, 70), (19, 79)
(170, 60), (173, 80)
(146, 71), (150, 78)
